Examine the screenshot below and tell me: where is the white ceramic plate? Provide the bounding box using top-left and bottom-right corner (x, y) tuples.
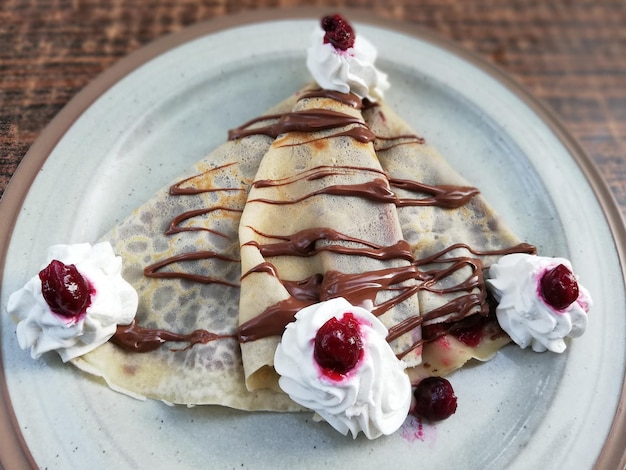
(1, 9), (625, 469)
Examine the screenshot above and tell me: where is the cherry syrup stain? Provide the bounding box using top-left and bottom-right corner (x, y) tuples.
(399, 414), (426, 442)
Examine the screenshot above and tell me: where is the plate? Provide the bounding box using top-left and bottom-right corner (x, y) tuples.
(1, 9), (625, 469)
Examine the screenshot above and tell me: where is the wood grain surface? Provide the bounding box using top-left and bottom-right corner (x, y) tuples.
(1, 0), (625, 218)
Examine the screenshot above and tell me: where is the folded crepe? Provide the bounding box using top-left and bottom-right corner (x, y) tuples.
(70, 90), (304, 410)
(236, 90), (422, 392)
(68, 84), (532, 408)
(363, 102), (534, 380)
(235, 91), (533, 391)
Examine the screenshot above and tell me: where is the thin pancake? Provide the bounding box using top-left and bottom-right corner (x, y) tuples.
(363, 101), (532, 380)
(237, 91), (422, 391)
(70, 86), (532, 407)
(71, 91), (304, 410)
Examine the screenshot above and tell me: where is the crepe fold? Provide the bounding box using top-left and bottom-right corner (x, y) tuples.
(71, 91), (303, 410)
(68, 85), (532, 409)
(363, 102), (533, 380)
(237, 92), (422, 392)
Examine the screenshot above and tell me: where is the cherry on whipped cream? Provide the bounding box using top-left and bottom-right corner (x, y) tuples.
(321, 14), (355, 51)
(540, 264), (579, 310)
(314, 312), (363, 377)
(39, 260), (93, 317)
(413, 377), (458, 421)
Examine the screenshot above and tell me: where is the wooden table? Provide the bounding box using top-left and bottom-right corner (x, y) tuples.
(2, 0), (625, 216)
(1, 1), (625, 469)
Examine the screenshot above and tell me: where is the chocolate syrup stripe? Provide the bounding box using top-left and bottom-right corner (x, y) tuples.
(247, 178), (396, 205)
(388, 293), (486, 359)
(382, 242), (536, 357)
(298, 89), (364, 109)
(389, 178), (479, 209)
(237, 251), (495, 356)
(416, 242), (537, 267)
(228, 89), (369, 142)
(143, 251), (240, 287)
(418, 257), (483, 294)
(165, 206), (243, 238)
(228, 109), (376, 144)
(169, 162), (244, 196)
(237, 255), (496, 355)
(238, 265), (421, 343)
(111, 90), (536, 356)
(241, 262), (324, 302)
(252, 165), (385, 187)
(242, 226), (414, 262)
(131, 239), (534, 355)
(112, 319), (236, 353)
(148, 163), (247, 284)
(374, 135), (426, 151)
(249, 164), (479, 210)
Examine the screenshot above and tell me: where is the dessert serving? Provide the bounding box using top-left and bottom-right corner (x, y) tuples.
(6, 14), (592, 440)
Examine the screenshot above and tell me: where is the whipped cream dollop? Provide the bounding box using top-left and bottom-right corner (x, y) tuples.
(306, 18), (390, 101)
(7, 242), (138, 362)
(274, 297), (411, 439)
(487, 254), (591, 353)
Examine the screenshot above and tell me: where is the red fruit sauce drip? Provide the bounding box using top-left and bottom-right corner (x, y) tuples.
(422, 313), (492, 348)
(449, 324), (483, 348)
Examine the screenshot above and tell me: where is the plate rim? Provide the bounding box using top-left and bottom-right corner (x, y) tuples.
(0, 6), (624, 469)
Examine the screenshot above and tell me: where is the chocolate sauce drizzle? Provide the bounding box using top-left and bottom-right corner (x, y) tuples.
(228, 109), (376, 144)
(165, 207), (243, 238)
(298, 89), (364, 109)
(112, 89), (536, 355)
(242, 226), (414, 262)
(111, 320), (236, 353)
(389, 178), (479, 209)
(143, 163), (245, 287)
(250, 164), (479, 210)
(375, 135), (426, 151)
(144, 251), (240, 287)
(169, 163), (243, 196)
(237, 242), (534, 356)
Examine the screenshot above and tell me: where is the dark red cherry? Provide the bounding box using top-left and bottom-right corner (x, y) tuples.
(314, 312), (363, 376)
(39, 260), (92, 317)
(540, 264), (579, 310)
(413, 377), (458, 421)
(321, 14), (355, 51)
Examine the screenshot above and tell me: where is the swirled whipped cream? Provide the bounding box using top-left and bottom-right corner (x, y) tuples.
(7, 242), (137, 362)
(274, 297), (411, 439)
(487, 253), (591, 353)
(306, 14), (390, 101)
